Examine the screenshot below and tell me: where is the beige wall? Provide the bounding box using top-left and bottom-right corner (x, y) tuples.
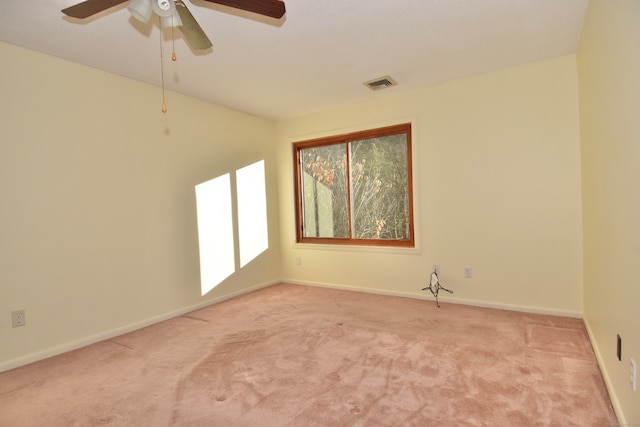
(578, 1), (640, 424)
(277, 55), (584, 315)
(0, 35), (599, 413)
(0, 41), (281, 369)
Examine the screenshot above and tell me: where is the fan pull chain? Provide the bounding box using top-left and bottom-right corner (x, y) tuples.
(159, 16), (167, 113)
(171, 17), (177, 62)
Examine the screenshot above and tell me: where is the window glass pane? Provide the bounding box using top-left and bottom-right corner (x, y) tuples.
(300, 143), (349, 238)
(349, 134), (410, 240)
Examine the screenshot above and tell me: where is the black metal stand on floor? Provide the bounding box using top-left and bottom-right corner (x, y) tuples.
(421, 271), (453, 307)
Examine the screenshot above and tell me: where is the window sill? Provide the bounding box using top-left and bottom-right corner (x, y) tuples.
(292, 242), (421, 255)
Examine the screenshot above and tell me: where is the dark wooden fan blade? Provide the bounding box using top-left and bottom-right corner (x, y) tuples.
(175, 0), (213, 50)
(203, 0), (285, 19)
(62, 0), (129, 19)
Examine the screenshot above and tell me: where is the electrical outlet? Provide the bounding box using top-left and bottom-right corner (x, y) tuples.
(296, 256), (301, 265)
(464, 266), (472, 278)
(631, 358), (637, 392)
(11, 309), (26, 328)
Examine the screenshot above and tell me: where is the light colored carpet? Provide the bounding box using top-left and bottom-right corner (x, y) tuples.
(0, 283), (617, 426)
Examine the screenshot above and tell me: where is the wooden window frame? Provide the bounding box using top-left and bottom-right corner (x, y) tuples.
(293, 123), (415, 247)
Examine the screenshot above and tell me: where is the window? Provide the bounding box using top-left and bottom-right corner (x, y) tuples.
(293, 123), (414, 247)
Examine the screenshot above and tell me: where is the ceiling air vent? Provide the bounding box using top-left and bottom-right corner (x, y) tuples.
(363, 76), (397, 91)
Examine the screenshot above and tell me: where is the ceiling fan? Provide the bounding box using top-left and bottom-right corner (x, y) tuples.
(61, 0), (286, 50)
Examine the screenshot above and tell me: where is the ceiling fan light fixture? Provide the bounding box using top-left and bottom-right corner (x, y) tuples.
(151, 0), (176, 17)
(161, 10), (183, 28)
(128, 0), (153, 23)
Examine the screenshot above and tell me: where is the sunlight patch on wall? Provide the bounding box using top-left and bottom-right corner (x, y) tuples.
(195, 160), (269, 296)
(237, 160), (268, 268)
(195, 173), (234, 295)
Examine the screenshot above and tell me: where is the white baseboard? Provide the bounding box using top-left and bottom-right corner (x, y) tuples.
(583, 316), (625, 425)
(282, 279), (583, 318)
(1, 278), (583, 373)
(0, 280), (277, 373)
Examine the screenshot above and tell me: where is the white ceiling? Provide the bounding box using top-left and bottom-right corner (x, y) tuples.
(0, 0), (588, 120)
